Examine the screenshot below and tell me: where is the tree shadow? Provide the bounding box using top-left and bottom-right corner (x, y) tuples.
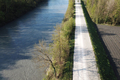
(73, 48), (99, 80)
(75, 15), (84, 18)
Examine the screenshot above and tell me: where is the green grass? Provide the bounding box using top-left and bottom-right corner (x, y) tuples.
(81, 0), (117, 80)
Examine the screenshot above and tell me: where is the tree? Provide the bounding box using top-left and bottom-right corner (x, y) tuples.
(33, 40), (57, 78)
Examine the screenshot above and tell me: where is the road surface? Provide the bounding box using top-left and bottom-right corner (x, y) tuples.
(73, 0), (100, 80)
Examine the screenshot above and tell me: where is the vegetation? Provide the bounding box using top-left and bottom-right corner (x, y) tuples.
(0, 0), (45, 27)
(83, 0), (120, 25)
(34, 0), (75, 80)
(81, 0), (117, 80)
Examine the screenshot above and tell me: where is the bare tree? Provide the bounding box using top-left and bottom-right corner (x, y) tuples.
(33, 40), (57, 77)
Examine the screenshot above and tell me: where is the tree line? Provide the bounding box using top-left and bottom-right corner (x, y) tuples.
(83, 0), (120, 25)
(0, 0), (45, 26)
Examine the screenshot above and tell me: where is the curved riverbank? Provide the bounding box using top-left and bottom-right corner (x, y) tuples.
(34, 0), (75, 80)
(0, 0), (48, 27)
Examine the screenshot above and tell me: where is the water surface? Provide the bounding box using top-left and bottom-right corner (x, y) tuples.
(0, 0), (68, 79)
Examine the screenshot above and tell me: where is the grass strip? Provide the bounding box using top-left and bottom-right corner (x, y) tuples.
(81, 0), (117, 80)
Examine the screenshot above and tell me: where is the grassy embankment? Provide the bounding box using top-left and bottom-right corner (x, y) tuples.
(83, 0), (120, 25)
(81, 0), (117, 80)
(0, 0), (47, 27)
(34, 0), (75, 80)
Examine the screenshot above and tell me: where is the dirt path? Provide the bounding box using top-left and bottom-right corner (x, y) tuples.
(95, 24), (120, 80)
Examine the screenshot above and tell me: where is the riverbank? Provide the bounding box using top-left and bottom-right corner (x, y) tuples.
(44, 0), (75, 79)
(34, 0), (75, 80)
(0, 0), (48, 27)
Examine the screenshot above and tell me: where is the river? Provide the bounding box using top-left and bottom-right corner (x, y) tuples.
(0, 0), (68, 80)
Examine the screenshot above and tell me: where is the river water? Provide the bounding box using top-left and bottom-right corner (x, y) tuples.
(0, 0), (68, 80)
